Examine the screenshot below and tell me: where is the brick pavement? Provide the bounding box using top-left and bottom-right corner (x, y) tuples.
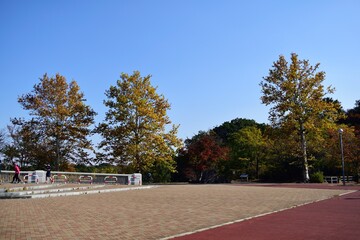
(0, 184), (350, 240)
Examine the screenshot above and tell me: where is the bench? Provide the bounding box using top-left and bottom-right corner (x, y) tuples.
(240, 174), (249, 182)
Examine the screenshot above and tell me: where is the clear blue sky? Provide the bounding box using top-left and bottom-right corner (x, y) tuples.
(1, 0), (359, 141)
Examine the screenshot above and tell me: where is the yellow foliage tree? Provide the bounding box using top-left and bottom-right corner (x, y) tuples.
(97, 71), (181, 173)
(260, 53), (342, 182)
(17, 73), (96, 170)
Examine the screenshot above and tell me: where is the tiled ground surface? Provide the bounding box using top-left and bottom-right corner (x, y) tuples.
(0, 184), (350, 240)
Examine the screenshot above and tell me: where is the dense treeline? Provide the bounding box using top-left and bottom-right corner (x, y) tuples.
(174, 54), (360, 183)
(0, 54), (359, 183)
(174, 111), (360, 183)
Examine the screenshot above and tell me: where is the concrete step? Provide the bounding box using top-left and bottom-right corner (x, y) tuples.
(3, 183), (63, 192)
(0, 184), (155, 199)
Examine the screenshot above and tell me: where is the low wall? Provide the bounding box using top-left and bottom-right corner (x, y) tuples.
(0, 170), (142, 185)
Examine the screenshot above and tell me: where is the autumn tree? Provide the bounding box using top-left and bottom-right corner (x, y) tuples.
(6, 122), (35, 167)
(260, 53), (341, 182)
(182, 131), (229, 182)
(341, 100), (360, 136)
(16, 73), (96, 170)
(5, 121), (55, 169)
(96, 71), (181, 174)
(341, 101), (360, 178)
(314, 125), (359, 178)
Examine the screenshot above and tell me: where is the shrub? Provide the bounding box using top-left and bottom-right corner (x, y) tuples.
(310, 171), (324, 183)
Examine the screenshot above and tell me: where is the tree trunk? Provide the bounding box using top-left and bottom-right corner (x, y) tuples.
(199, 171), (203, 182)
(256, 155), (259, 180)
(300, 124), (310, 182)
(55, 136), (59, 171)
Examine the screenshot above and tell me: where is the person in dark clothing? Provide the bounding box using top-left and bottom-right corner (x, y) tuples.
(46, 164), (52, 183)
(11, 162), (22, 183)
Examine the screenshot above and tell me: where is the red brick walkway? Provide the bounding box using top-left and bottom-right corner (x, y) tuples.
(174, 184), (360, 240)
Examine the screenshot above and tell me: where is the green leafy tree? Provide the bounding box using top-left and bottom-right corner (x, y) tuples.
(211, 118), (267, 181)
(96, 71), (181, 173)
(260, 53), (341, 182)
(229, 126), (267, 179)
(151, 160), (173, 183)
(16, 73), (96, 170)
(263, 126), (305, 181)
(213, 118), (266, 144)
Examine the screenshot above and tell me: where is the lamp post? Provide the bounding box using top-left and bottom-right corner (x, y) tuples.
(338, 128), (345, 186)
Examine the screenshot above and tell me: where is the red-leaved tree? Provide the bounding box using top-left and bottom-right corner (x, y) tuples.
(185, 132), (229, 182)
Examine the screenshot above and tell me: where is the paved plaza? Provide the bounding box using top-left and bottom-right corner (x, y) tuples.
(0, 184), (355, 239)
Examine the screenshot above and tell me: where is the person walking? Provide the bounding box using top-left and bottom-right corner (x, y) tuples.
(46, 164), (52, 183)
(11, 162), (22, 183)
